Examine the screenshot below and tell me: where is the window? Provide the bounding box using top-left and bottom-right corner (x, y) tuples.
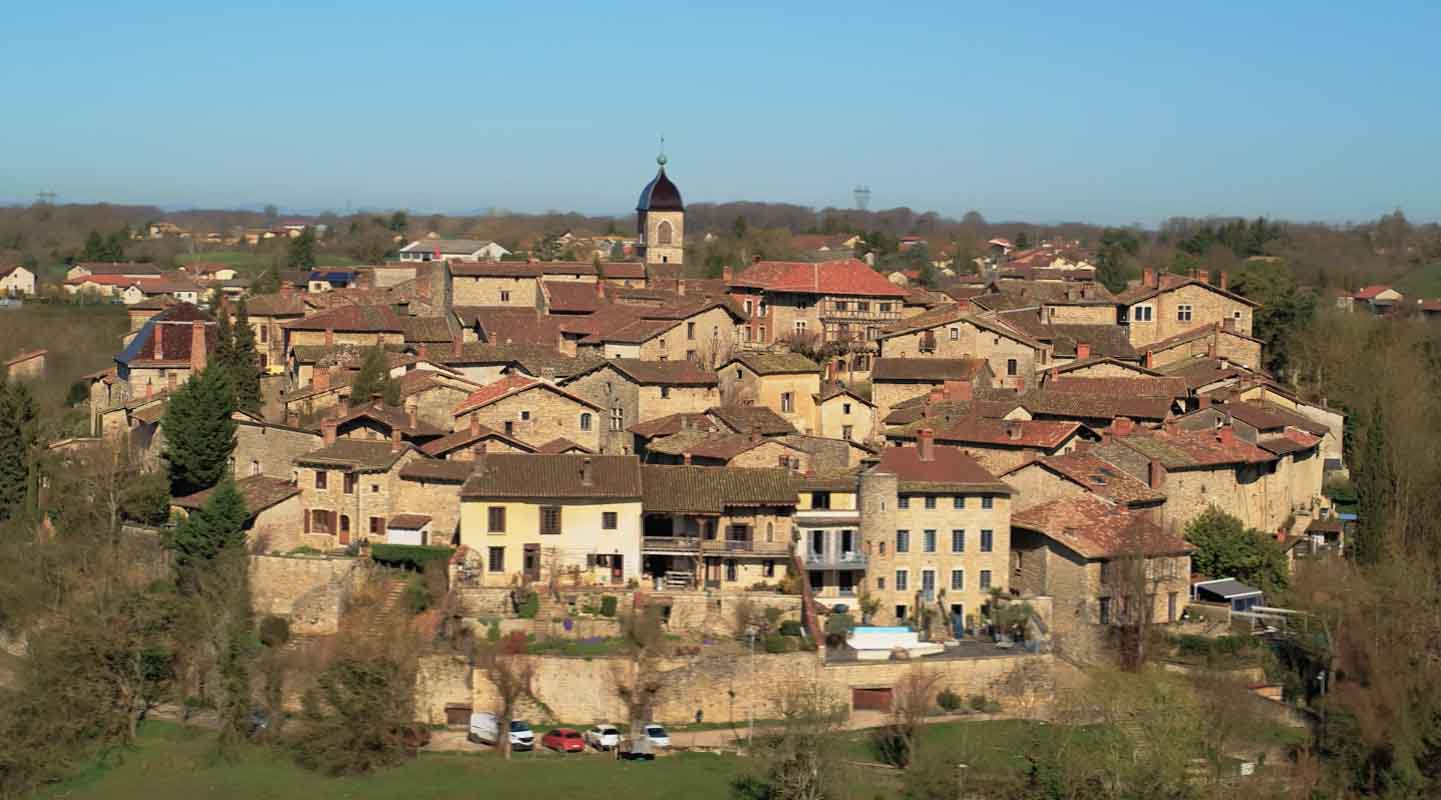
(500, 290), (511, 303)
(580, 413), (592, 431)
(982, 496), (994, 510)
(660, 386), (671, 399)
(314, 470), (327, 490)
(879, 303), (892, 313)
(602, 511), (618, 530)
(259, 326), (268, 343)
(758, 326), (766, 341)
(725, 559), (737, 582)
(1131, 305), (1154, 322)
(922, 495), (936, 510)
(920, 330), (937, 352)
(953, 496), (965, 509)
(657, 220), (673, 245)
(781, 392), (794, 413)
(842, 424), (853, 440)
(878, 541), (886, 556)
(344, 473), (358, 496)
(1168, 592), (1178, 622)
(811, 491), (831, 510)
(1007, 358), (1018, 376)
(371, 483), (380, 493)
(898, 496), (910, 509)
(369, 517), (383, 536)
(504, 421), (514, 436)
(794, 320), (807, 334)
(951, 529), (965, 553)
(835, 300), (849, 312)
(488, 546), (505, 572)
(877, 576), (885, 590)
(923, 530), (936, 552)
(980, 530), (994, 552)
(1098, 597), (1111, 625)
(895, 570), (908, 591)
(488, 507), (506, 532)
(979, 569), (992, 590)
(842, 403), (851, 415)
(540, 506), (562, 535)
(1013, 551), (1023, 576)
(1233, 310), (1243, 320)
(895, 530), (910, 553)
(610, 406), (624, 431)
(687, 322), (696, 340)
(950, 569), (964, 590)
(744, 300), (753, 316)
(763, 559), (776, 578)
(520, 410), (531, 421)
(1177, 304), (1193, 322)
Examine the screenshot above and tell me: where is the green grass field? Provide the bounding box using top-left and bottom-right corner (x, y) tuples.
(1392, 261), (1441, 298)
(179, 250), (363, 275)
(0, 302), (128, 422)
(43, 722), (749, 800)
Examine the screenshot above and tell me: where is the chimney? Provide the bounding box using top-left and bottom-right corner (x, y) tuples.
(752, 255), (762, 264)
(1197, 269), (1210, 285)
(595, 279), (605, 299)
(1199, 395), (1212, 409)
(722, 266), (733, 282)
(1076, 342), (1092, 361)
(943, 380), (972, 401)
(470, 414), (480, 435)
(918, 427), (935, 461)
(391, 428), (403, 452)
(1218, 425), (1235, 446)
(750, 426), (761, 444)
(145, 383), (153, 400)
(324, 327), (334, 345)
(153, 324), (164, 359)
(452, 337), (462, 358)
(677, 280), (686, 297)
(1148, 458), (1166, 489)
(1219, 272), (1229, 291)
(419, 343), (429, 361)
(407, 404), (418, 430)
(1004, 421), (1022, 441)
(338, 394), (349, 416)
(1143, 350), (1154, 369)
(580, 457), (594, 486)
(473, 441), (487, 471)
(189, 321), (207, 372)
(826, 360), (837, 382)
(321, 418), (337, 445)
(1153, 269), (1162, 289)
(1141, 268), (1155, 288)
(1110, 416), (1135, 437)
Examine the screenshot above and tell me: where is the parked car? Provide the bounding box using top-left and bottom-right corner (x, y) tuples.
(640, 723), (671, 749)
(541, 728), (585, 753)
(468, 712), (535, 751)
(619, 735), (655, 761)
(585, 724), (621, 751)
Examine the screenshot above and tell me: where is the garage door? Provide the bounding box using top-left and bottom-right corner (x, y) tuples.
(852, 688), (893, 711)
(444, 704), (473, 726)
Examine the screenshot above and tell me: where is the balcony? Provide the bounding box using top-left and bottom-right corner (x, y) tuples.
(642, 536), (792, 556)
(805, 551), (869, 570)
(819, 307), (903, 322)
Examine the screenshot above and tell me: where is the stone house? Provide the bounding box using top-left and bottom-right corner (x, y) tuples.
(859, 434), (1015, 629)
(451, 375), (603, 451)
(294, 424), (423, 547)
(708, 404), (797, 437)
(113, 305), (216, 398)
(1144, 323), (1263, 372)
(796, 473), (864, 603)
(870, 357), (992, 421)
(450, 261), (543, 306)
(231, 411), (323, 481)
(717, 352), (822, 433)
(66, 262), (163, 281)
(389, 369), (484, 430)
(459, 454), (643, 587)
(569, 301), (742, 363)
(1016, 390), (1176, 430)
(992, 312), (1139, 369)
(1011, 494), (1193, 644)
(0, 264), (36, 296)
(1001, 451), (1167, 514)
(1218, 380), (1346, 472)
(1116, 270), (1257, 349)
(640, 464), (797, 590)
(877, 305), (1045, 390)
(171, 476), (306, 552)
(331, 398), (447, 448)
(395, 459), (474, 546)
(3, 350), (45, 382)
(419, 417), (537, 460)
(1175, 402), (1328, 526)
(643, 430), (814, 472)
(125, 295), (179, 333)
(888, 417), (1089, 474)
(281, 305), (407, 377)
(813, 385), (875, 443)
(563, 359), (721, 454)
(1040, 354), (1160, 380)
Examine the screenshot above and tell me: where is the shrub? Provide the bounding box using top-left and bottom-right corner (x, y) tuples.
(779, 620), (804, 637)
(763, 634), (791, 654)
(259, 615), (291, 647)
(763, 607), (784, 629)
(936, 688), (963, 712)
(967, 694), (991, 712)
(288, 545), (322, 556)
(824, 613), (855, 635)
(369, 544), (454, 572)
(599, 595), (618, 617)
(403, 574), (430, 615)
(516, 591), (539, 619)
(485, 621), (501, 642)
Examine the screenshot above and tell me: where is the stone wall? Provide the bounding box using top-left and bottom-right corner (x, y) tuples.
(234, 418), (322, 480)
(562, 367), (639, 455)
(1125, 283), (1253, 349)
(451, 275), (538, 308)
(455, 387), (601, 451)
(249, 554), (363, 634)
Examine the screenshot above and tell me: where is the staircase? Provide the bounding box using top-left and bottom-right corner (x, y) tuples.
(345, 578), (410, 643)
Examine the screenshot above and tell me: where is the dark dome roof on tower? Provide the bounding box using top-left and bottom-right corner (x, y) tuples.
(637, 161), (684, 212)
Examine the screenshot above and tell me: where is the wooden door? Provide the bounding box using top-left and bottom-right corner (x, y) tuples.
(852, 688), (893, 711)
(523, 544), (541, 582)
(610, 555), (624, 585)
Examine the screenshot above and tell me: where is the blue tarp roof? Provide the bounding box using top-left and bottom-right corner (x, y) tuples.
(115, 317), (156, 368)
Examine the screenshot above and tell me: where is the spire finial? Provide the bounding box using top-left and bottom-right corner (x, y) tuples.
(657, 136), (668, 167)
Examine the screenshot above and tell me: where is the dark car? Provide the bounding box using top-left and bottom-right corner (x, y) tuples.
(541, 727), (585, 753)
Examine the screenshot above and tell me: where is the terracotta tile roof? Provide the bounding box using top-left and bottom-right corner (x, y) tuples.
(645, 431), (801, 461)
(453, 375), (600, 416)
(400, 459), (477, 483)
(450, 261), (542, 277)
(873, 444), (1011, 492)
(1013, 495), (1191, 559)
(628, 412), (720, 439)
(65, 274), (144, 287)
(171, 475), (300, 517)
(877, 307), (1043, 349)
(418, 423), (535, 457)
(1352, 285), (1393, 300)
(578, 358), (718, 386)
(729, 352), (821, 375)
(283, 304), (406, 332)
(1219, 401), (1327, 435)
(1046, 356), (1162, 378)
(1151, 357), (1251, 390)
(1018, 390), (1174, 422)
(919, 417), (1083, 450)
(1098, 427), (1274, 471)
(882, 393), (1026, 426)
(400, 316), (456, 344)
(1256, 431), (1319, 455)
(451, 307), (568, 346)
(542, 280), (602, 313)
(72, 262), (162, 276)
(295, 440), (412, 472)
(598, 262), (647, 279)
(128, 295), (179, 311)
(1007, 452), (1166, 507)
(872, 358), (989, 383)
(1147, 322), (1262, 350)
(1116, 273), (1258, 307)
(708, 405), (797, 435)
(996, 314), (1139, 360)
(335, 401), (446, 437)
(461, 453), (642, 499)
(1045, 376), (1187, 398)
(387, 513), (432, 528)
(536, 437), (594, 454)
(641, 465), (797, 514)
(731, 259), (909, 297)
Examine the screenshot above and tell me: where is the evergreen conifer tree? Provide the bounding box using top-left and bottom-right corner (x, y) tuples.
(0, 379), (38, 522)
(231, 299), (263, 412)
(349, 347), (389, 405)
(288, 227), (317, 270)
(161, 367), (237, 496)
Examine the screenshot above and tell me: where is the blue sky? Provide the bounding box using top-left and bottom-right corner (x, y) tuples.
(1, 1), (1437, 225)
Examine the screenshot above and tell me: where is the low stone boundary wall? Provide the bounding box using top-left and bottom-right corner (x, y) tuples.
(249, 554), (363, 635)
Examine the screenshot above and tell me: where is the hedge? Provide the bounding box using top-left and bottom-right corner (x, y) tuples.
(369, 544), (455, 571)
(599, 595), (618, 617)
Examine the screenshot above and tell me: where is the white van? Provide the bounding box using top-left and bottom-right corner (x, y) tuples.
(468, 712), (535, 751)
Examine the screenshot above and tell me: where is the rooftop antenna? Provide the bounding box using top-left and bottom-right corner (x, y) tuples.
(853, 185), (871, 211)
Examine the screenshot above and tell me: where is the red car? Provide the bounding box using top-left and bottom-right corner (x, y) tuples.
(541, 728), (585, 753)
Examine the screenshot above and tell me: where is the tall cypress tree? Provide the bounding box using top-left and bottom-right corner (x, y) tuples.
(231, 298), (263, 413)
(0, 379), (38, 522)
(162, 367), (237, 496)
(1353, 399), (1392, 564)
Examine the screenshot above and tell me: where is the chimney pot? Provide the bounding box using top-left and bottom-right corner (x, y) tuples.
(407, 405), (417, 429)
(473, 441), (487, 470)
(1219, 271), (1229, 291)
(1141, 268), (1155, 288)
(918, 427), (935, 461)
(1110, 416), (1135, 437)
(1198, 269), (1210, 285)
(722, 266), (733, 282)
(391, 428), (403, 451)
(1076, 342), (1092, 361)
(338, 394), (349, 416)
(581, 457), (594, 486)
(321, 419), (337, 445)
(1149, 458), (1166, 489)
(1143, 350), (1154, 369)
